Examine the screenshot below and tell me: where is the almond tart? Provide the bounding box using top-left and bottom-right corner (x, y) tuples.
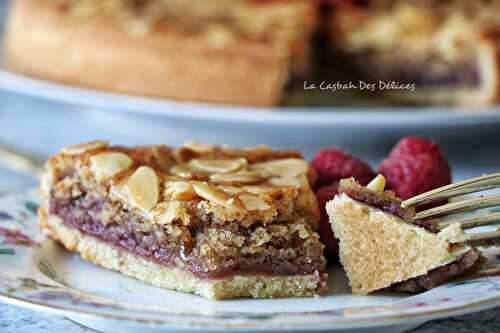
(38, 140), (327, 299)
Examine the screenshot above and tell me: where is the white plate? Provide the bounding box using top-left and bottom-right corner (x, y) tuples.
(1, 189), (500, 333)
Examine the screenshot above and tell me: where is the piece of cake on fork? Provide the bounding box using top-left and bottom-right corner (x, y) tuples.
(39, 140), (327, 299)
(326, 176), (485, 295)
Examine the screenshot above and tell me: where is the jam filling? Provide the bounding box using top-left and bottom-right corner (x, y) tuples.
(49, 192), (325, 280)
(388, 248), (485, 292)
(339, 186), (415, 221)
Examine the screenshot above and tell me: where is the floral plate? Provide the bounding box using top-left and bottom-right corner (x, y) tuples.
(1, 190), (500, 333)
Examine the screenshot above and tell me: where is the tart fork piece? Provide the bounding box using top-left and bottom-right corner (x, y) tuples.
(401, 173), (500, 247)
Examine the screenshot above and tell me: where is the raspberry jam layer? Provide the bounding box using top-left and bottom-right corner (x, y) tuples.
(49, 192), (325, 280)
(388, 248), (484, 292)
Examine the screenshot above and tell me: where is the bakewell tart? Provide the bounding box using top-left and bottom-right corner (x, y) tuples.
(330, 0), (500, 106)
(4, 0), (317, 106)
(38, 141), (327, 299)
(326, 176), (485, 295)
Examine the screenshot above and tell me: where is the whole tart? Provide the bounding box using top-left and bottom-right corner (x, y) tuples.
(4, 0), (317, 106)
(39, 141), (327, 299)
(330, 0), (500, 106)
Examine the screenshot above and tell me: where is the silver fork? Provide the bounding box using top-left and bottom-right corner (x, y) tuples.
(402, 173), (500, 247)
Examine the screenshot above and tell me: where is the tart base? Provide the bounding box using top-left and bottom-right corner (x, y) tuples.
(39, 209), (327, 300)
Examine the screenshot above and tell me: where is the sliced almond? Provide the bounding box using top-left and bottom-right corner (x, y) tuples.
(192, 181), (243, 210)
(243, 185), (272, 195)
(124, 166), (159, 212)
(366, 174), (386, 192)
(152, 145), (174, 172)
(170, 164), (194, 179)
(209, 170), (268, 185)
(218, 185), (245, 195)
(182, 141), (215, 153)
(61, 140), (108, 155)
(269, 174), (309, 188)
(164, 181), (198, 200)
(239, 194), (271, 211)
(90, 152), (133, 181)
(251, 158), (309, 178)
(188, 158), (247, 174)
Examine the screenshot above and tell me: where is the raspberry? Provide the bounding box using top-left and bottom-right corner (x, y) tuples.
(311, 148), (376, 188)
(315, 182), (340, 260)
(379, 137), (451, 201)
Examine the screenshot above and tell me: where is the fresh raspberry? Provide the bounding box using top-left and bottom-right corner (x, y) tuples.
(379, 137), (451, 201)
(315, 182), (340, 260)
(311, 148), (376, 188)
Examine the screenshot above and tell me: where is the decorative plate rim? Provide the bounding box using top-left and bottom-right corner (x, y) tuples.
(2, 189), (500, 330)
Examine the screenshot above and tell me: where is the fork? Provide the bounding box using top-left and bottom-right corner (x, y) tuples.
(401, 173), (500, 247)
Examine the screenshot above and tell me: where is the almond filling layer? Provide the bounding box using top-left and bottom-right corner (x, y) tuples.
(49, 191), (326, 280)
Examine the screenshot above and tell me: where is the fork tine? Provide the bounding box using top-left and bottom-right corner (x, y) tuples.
(414, 193), (500, 220)
(437, 212), (500, 230)
(465, 230), (500, 248)
(401, 172), (500, 208)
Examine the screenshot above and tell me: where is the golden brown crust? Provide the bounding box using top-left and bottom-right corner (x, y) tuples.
(39, 209), (327, 299)
(4, 0), (316, 106)
(39, 141), (326, 299)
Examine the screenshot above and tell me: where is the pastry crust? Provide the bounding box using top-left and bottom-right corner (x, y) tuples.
(4, 0), (315, 106)
(39, 210), (327, 299)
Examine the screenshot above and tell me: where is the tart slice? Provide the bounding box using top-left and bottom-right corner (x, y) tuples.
(39, 141), (327, 299)
(326, 177), (485, 295)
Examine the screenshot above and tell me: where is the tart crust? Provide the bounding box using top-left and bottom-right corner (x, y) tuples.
(40, 210), (326, 299)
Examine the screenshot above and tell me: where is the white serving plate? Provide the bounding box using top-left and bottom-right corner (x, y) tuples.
(1, 189), (500, 333)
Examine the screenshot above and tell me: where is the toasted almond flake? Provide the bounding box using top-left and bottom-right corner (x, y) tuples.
(209, 170), (268, 185)
(124, 166), (159, 212)
(189, 158), (247, 174)
(238, 194), (271, 211)
(192, 181), (243, 210)
(164, 181), (198, 200)
(170, 164), (194, 178)
(366, 174), (386, 192)
(243, 185), (272, 195)
(152, 145), (174, 172)
(90, 152), (133, 181)
(251, 158), (309, 178)
(269, 176), (304, 188)
(182, 140), (215, 153)
(61, 140), (108, 155)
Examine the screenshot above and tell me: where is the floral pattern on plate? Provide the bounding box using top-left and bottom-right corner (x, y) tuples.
(0, 189), (500, 332)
